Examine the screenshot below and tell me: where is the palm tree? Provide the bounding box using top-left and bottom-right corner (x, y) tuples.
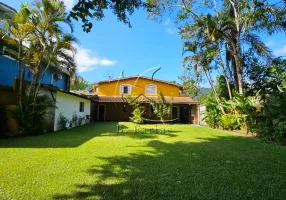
(25, 0), (76, 130)
(182, 40), (226, 114)
(27, 0), (74, 102)
(34, 33), (77, 99)
(181, 9), (273, 95)
(0, 4), (33, 128)
(1, 0), (77, 132)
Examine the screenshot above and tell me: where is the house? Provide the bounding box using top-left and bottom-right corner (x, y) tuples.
(0, 2), (93, 133)
(0, 51), (92, 132)
(92, 76), (199, 124)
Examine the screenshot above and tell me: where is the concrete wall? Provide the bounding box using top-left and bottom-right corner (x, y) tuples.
(199, 105), (206, 126)
(54, 91), (91, 131)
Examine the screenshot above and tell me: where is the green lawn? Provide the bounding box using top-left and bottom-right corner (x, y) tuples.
(0, 122), (285, 200)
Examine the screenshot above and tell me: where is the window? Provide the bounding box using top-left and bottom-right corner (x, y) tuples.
(79, 102), (84, 112)
(122, 104), (127, 112)
(145, 84), (157, 95)
(120, 84), (131, 94)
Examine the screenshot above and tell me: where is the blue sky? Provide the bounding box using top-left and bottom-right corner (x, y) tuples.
(2, 0), (286, 86)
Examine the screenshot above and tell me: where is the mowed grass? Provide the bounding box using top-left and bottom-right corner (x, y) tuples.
(0, 122), (286, 200)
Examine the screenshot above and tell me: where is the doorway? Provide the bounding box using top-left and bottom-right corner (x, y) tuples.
(172, 106), (178, 120)
(98, 105), (105, 121)
(180, 105), (189, 123)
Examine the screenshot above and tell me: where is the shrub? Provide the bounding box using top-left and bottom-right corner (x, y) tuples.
(127, 95), (145, 124)
(8, 94), (56, 135)
(220, 113), (240, 130)
(256, 92), (286, 142)
(78, 117), (84, 126)
(72, 112), (78, 127)
(57, 113), (68, 130)
(130, 107), (145, 124)
(150, 92), (172, 123)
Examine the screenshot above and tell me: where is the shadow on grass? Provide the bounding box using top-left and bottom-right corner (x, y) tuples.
(53, 136), (286, 200)
(0, 122), (179, 148)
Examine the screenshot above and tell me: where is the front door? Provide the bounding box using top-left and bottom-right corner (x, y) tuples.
(172, 106), (178, 120)
(180, 105), (189, 123)
(98, 105), (105, 121)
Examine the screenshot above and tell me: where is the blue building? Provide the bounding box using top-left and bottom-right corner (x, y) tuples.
(0, 54), (70, 91)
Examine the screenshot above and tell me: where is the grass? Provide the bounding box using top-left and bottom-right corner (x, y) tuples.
(0, 122), (285, 200)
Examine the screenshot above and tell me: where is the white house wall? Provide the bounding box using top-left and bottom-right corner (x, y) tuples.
(54, 91), (91, 131)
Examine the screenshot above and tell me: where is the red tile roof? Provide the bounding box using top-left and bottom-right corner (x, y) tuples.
(94, 95), (199, 104)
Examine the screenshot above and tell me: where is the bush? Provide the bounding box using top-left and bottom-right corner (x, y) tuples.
(8, 94), (56, 135)
(204, 94), (222, 128)
(127, 95), (145, 124)
(78, 117), (84, 126)
(220, 113), (240, 130)
(130, 107), (145, 124)
(256, 92), (286, 142)
(72, 112), (78, 127)
(57, 113), (68, 130)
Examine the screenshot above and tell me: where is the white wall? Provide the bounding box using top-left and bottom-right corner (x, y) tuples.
(199, 105), (206, 126)
(54, 91), (91, 131)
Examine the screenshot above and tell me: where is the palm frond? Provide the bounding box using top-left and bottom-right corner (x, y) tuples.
(243, 33), (273, 61)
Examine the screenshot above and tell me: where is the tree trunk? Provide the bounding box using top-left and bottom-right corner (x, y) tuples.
(218, 44), (232, 99)
(229, 0), (243, 94)
(17, 40), (25, 130)
(233, 41), (243, 94)
(204, 67), (225, 114)
(33, 59), (52, 105)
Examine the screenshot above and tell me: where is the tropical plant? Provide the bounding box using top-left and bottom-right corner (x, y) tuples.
(127, 95), (145, 124)
(220, 113), (240, 130)
(130, 107), (145, 124)
(1, 0), (77, 134)
(179, 71), (199, 97)
(182, 40), (226, 114)
(78, 116), (84, 126)
(150, 92), (172, 123)
(257, 91), (286, 143)
(203, 92), (222, 128)
(25, 0), (76, 131)
(147, 0), (286, 95)
(57, 113), (68, 130)
(70, 75), (94, 92)
(0, 3), (33, 129)
(72, 112), (78, 127)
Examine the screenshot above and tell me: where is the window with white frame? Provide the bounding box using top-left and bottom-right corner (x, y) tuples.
(120, 84), (131, 94)
(145, 84), (157, 95)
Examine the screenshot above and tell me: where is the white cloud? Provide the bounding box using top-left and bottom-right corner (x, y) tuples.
(74, 44), (117, 72)
(163, 18), (177, 35)
(61, 0), (75, 10)
(266, 41), (275, 47)
(165, 27), (176, 35)
(164, 18), (170, 25)
(273, 45), (286, 56)
(100, 59), (116, 65)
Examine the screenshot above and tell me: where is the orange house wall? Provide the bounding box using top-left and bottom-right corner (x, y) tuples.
(97, 78), (181, 97)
